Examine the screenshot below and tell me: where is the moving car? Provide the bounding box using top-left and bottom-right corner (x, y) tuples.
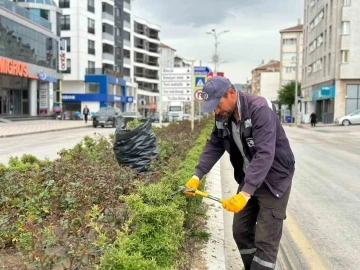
(92, 107), (122, 128)
(335, 110), (360, 126)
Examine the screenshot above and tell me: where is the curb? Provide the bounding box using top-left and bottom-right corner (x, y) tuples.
(203, 160), (226, 269)
(0, 125), (92, 138)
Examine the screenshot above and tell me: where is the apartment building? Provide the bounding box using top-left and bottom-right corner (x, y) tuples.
(1, 0), (62, 117)
(58, 0), (129, 115)
(302, 0), (360, 123)
(251, 60), (280, 97)
(279, 21), (303, 87)
(159, 43), (176, 68)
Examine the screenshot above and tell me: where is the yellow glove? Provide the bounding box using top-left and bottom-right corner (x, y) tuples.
(222, 193), (250, 213)
(184, 176), (200, 197)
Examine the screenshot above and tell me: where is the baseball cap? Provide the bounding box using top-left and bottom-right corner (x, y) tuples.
(201, 76), (232, 113)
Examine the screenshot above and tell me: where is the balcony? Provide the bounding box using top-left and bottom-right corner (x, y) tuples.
(124, 39), (131, 47)
(124, 21), (131, 29)
(102, 52), (114, 62)
(0, 0), (51, 30)
(124, 57), (131, 65)
(124, 1), (131, 10)
(102, 12), (114, 22)
(102, 32), (114, 42)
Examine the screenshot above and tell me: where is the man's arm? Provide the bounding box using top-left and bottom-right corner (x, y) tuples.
(241, 106), (277, 195)
(194, 125), (225, 179)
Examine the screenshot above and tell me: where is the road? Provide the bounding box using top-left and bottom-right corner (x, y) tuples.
(0, 127), (115, 165)
(220, 124), (360, 269)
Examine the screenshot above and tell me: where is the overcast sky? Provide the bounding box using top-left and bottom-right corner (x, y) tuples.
(132, 0), (304, 84)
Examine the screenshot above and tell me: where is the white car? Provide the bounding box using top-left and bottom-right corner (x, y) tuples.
(335, 110), (360, 126)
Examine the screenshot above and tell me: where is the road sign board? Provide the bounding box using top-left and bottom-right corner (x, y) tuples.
(162, 74), (191, 81)
(194, 66), (211, 74)
(194, 89), (204, 102)
(162, 68), (191, 74)
(162, 95), (191, 102)
(162, 89), (191, 95)
(162, 81), (191, 88)
(195, 77), (206, 87)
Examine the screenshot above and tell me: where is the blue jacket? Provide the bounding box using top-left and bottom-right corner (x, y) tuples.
(195, 91), (295, 198)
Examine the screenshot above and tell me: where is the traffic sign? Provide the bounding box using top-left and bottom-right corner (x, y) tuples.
(162, 81), (191, 88)
(194, 89), (204, 102)
(194, 66), (211, 74)
(162, 95), (191, 102)
(162, 89), (191, 95)
(162, 68), (191, 74)
(162, 74), (191, 81)
(195, 77), (206, 87)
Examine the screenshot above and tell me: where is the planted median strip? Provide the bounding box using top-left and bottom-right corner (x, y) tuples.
(0, 119), (213, 269)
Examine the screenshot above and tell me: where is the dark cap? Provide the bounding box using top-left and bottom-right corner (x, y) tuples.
(201, 76), (232, 113)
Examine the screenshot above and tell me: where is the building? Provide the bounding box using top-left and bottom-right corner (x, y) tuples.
(58, 0), (129, 116)
(159, 43), (176, 68)
(302, 0), (360, 124)
(174, 55), (191, 68)
(0, 0), (62, 117)
(279, 20), (303, 87)
(251, 60), (280, 97)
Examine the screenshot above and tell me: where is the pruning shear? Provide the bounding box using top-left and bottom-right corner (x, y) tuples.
(168, 186), (223, 203)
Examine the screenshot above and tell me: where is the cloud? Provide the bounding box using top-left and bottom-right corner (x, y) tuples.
(132, 0), (304, 82)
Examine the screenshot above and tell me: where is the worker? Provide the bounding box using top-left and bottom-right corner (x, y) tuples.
(185, 76), (295, 270)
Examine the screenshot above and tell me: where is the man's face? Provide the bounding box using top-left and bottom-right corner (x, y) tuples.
(213, 89), (237, 117)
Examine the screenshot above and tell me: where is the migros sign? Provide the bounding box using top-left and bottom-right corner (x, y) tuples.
(0, 57), (28, 77)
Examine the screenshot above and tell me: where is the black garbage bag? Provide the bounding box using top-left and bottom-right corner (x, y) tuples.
(113, 120), (159, 172)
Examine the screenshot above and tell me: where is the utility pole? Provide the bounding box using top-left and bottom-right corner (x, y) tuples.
(206, 29), (229, 76)
(294, 31), (300, 124)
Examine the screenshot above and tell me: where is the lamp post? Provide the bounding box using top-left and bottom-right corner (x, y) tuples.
(206, 29), (229, 76)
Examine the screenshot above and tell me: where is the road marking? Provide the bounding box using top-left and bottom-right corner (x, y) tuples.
(285, 214), (327, 270)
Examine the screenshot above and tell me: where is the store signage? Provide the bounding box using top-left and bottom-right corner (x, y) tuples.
(38, 71), (58, 83)
(0, 57), (28, 77)
(59, 38), (67, 71)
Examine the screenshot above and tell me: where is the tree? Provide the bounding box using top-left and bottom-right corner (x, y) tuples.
(277, 81), (301, 112)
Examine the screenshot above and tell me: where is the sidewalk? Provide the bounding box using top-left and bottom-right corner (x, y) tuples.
(202, 154), (302, 270)
(0, 120), (91, 138)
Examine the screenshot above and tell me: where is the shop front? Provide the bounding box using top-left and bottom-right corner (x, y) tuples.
(312, 85), (336, 124)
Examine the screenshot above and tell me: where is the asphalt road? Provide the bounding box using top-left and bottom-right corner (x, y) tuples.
(0, 127), (116, 165)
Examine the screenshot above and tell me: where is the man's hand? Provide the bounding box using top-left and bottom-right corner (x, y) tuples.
(222, 192), (250, 213)
(184, 176), (200, 197)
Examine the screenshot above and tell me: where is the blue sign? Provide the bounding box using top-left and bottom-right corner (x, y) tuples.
(195, 77), (206, 87)
(38, 71), (58, 83)
(312, 85), (335, 101)
(62, 94), (133, 103)
(194, 66), (211, 74)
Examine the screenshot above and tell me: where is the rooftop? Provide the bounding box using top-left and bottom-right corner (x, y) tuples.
(160, 43), (176, 51)
(253, 60), (280, 72)
(280, 24), (304, 33)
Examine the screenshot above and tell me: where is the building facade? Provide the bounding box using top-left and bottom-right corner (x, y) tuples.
(58, 0), (129, 116)
(159, 43), (176, 68)
(251, 60), (280, 96)
(302, 0), (360, 123)
(0, 0), (62, 117)
(279, 21), (303, 87)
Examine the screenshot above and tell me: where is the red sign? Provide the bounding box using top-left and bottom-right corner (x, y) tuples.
(0, 57), (28, 77)
(194, 89), (205, 102)
(207, 71), (224, 81)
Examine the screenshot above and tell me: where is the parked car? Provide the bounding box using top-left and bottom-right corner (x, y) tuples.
(335, 110), (360, 126)
(149, 112), (168, 122)
(92, 107), (122, 128)
(183, 114), (191, 121)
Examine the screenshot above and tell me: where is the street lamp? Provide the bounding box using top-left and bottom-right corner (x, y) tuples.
(206, 29), (229, 76)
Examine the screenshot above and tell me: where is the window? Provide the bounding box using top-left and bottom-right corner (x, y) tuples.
(342, 50), (349, 63)
(282, 52), (297, 60)
(86, 83), (100, 93)
(282, 67), (296, 73)
(283, 38), (297, 45)
(88, 61), (95, 68)
(346, 85), (360, 114)
(323, 56), (326, 76)
(63, 59), (71, 73)
(103, 23), (114, 35)
(88, 0), (95, 13)
(328, 53), (331, 76)
(342, 21), (350, 34)
(63, 37), (71, 52)
(59, 0), (70, 8)
(60, 15), (70, 30)
(88, 40), (95, 55)
(88, 18), (95, 34)
(344, 0), (350, 6)
(329, 26), (332, 49)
